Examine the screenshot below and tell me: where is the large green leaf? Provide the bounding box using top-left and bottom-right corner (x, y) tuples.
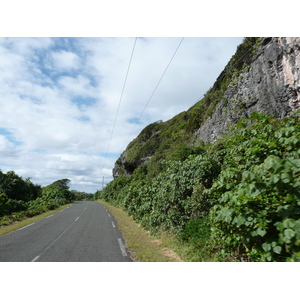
(257, 228), (267, 237)
(262, 242), (271, 252)
(273, 245), (282, 254)
(284, 229), (295, 239)
(282, 218), (295, 229)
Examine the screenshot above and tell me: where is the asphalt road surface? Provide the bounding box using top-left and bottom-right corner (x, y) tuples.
(0, 201), (132, 262)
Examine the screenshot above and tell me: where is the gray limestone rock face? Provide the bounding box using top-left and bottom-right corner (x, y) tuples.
(195, 37), (300, 144)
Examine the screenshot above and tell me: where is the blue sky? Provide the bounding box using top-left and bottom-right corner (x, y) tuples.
(0, 37), (244, 192)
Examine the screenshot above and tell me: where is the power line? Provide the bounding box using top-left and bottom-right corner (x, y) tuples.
(103, 37), (256, 188)
(101, 37), (137, 180)
(105, 37), (137, 157)
(121, 37), (185, 151)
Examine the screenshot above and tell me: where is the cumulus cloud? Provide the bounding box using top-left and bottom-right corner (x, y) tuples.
(58, 75), (98, 102)
(51, 50), (81, 71)
(0, 135), (16, 157)
(0, 37), (243, 192)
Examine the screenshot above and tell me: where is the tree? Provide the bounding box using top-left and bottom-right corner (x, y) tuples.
(49, 179), (71, 190)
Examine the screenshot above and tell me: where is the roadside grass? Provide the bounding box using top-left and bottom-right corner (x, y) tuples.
(98, 200), (184, 262)
(98, 200), (218, 262)
(0, 203), (72, 237)
(143, 228), (217, 262)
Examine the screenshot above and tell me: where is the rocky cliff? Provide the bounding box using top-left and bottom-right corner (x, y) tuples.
(113, 37), (300, 178)
(196, 37), (300, 143)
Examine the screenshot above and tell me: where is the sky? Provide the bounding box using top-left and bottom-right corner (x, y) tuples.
(0, 37), (244, 193)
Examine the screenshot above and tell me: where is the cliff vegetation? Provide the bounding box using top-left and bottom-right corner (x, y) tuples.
(99, 37), (300, 261)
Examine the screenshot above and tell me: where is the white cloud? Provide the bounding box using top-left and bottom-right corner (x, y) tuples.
(0, 135), (16, 156)
(0, 37), (53, 55)
(0, 37), (243, 192)
(51, 50), (81, 71)
(58, 75), (98, 100)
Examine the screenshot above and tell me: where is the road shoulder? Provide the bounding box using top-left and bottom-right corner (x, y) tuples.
(98, 200), (183, 262)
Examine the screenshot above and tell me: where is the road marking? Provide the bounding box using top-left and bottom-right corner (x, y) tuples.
(32, 255), (40, 262)
(32, 211), (84, 261)
(32, 224), (74, 260)
(46, 215), (53, 218)
(18, 223), (35, 230)
(108, 213), (111, 217)
(117, 238), (127, 257)
(111, 222), (116, 228)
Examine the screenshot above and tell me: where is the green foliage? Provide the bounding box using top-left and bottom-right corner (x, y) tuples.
(178, 216), (214, 261)
(46, 178), (71, 192)
(26, 178), (74, 216)
(0, 193), (28, 217)
(116, 154), (221, 235)
(0, 170), (41, 203)
(101, 175), (133, 207)
(180, 217), (211, 243)
(207, 111), (300, 261)
(0, 170), (41, 218)
(71, 190), (94, 201)
(210, 155), (300, 261)
(102, 111), (300, 261)
(171, 145), (204, 161)
(0, 173), (78, 224)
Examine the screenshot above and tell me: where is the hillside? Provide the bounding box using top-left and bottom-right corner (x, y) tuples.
(100, 37), (300, 262)
(113, 37), (300, 179)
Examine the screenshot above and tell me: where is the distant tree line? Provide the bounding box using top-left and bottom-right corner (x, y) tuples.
(0, 171), (94, 226)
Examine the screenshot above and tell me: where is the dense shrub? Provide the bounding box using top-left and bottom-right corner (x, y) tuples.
(102, 111), (300, 261)
(208, 112), (300, 261)
(210, 155), (300, 261)
(0, 171), (41, 203)
(0, 193), (28, 217)
(0, 175), (76, 224)
(120, 154), (221, 234)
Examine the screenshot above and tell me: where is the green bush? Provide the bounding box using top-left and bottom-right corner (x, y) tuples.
(0, 193), (28, 217)
(0, 193), (10, 216)
(180, 217), (211, 245)
(27, 198), (48, 216)
(210, 155), (300, 261)
(121, 155), (221, 234)
(102, 111), (300, 261)
(207, 112), (300, 261)
(0, 175), (83, 226)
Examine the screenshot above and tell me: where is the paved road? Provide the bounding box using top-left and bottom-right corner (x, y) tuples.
(0, 201), (132, 262)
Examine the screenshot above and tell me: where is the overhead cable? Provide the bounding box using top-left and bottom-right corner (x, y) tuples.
(121, 37), (184, 151)
(101, 37), (137, 174)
